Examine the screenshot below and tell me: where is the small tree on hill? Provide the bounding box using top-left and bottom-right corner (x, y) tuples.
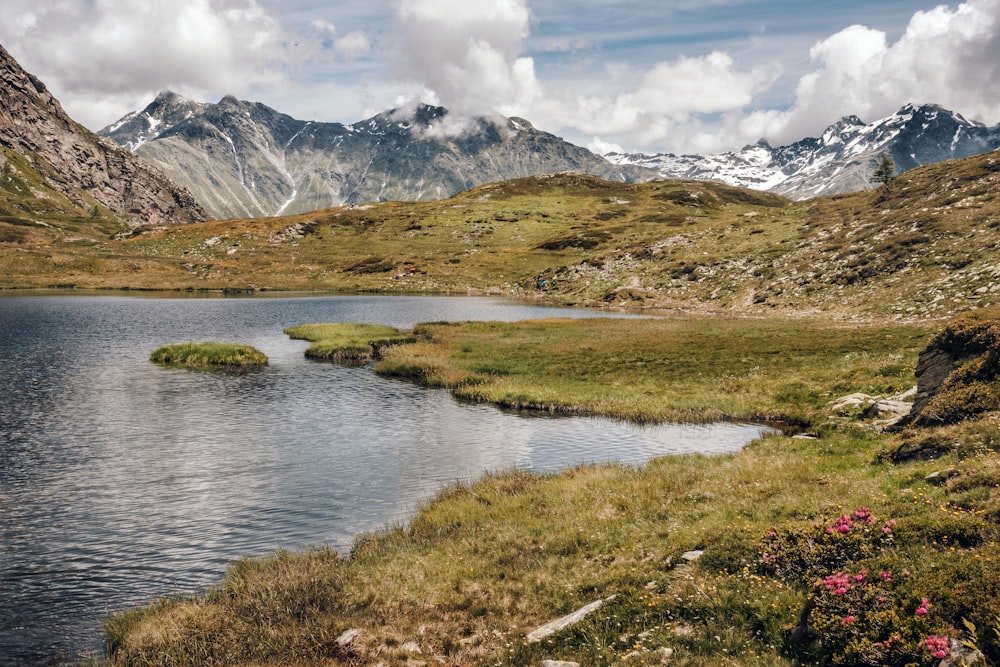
(871, 152), (896, 188)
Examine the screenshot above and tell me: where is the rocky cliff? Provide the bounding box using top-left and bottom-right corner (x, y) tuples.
(100, 93), (657, 219)
(0, 44), (208, 233)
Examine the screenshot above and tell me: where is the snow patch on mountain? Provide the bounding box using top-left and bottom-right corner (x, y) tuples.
(607, 104), (1000, 200)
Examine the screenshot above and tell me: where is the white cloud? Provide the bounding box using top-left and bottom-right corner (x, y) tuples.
(390, 0), (539, 121)
(544, 0), (1000, 153)
(520, 52), (779, 153)
(1, 0), (288, 128)
(310, 19), (337, 35)
(764, 0), (1000, 144)
(335, 31), (371, 59)
(3, 0), (1000, 154)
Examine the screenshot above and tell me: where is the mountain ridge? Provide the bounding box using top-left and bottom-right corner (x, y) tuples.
(99, 93), (657, 219)
(607, 103), (1000, 199)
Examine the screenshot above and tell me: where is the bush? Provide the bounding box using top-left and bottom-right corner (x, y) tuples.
(757, 508), (956, 666)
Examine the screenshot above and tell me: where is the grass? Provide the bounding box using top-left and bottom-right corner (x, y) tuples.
(374, 316), (931, 424)
(103, 314), (1000, 666)
(149, 342), (268, 369)
(102, 422), (1000, 666)
(284, 322), (414, 362)
(3, 148), (1000, 321)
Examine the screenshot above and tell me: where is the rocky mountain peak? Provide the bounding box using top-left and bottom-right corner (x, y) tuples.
(0, 44), (208, 230)
(100, 94), (657, 219)
(608, 102), (1000, 200)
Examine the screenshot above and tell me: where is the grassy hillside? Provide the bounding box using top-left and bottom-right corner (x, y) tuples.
(0, 147), (125, 244)
(2, 148), (998, 322)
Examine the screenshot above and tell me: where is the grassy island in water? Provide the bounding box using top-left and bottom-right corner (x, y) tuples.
(106, 313), (1000, 667)
(149, 342), (268, 369)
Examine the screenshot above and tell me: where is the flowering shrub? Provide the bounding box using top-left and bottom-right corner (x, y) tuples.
(758, 507), (954, 666)
(758, 507), (894, 582)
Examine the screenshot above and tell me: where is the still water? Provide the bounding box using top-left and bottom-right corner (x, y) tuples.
(0, 293), (770, 665)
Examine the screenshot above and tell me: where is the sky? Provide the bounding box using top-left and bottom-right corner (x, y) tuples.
(3, 0), (1000, 154)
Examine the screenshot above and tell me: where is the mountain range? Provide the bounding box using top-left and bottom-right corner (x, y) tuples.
(607, 104), (1000, 199)
(0, 44), (207, 241)
(98, 92), (656, 219)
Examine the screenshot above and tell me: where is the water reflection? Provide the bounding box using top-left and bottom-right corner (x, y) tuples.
(0, 294), (770, 664)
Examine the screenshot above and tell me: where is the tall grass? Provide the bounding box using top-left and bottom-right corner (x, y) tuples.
(149, 342), (268, 369)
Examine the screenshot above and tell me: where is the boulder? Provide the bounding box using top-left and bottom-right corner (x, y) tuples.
(897, 308), (1000, 427)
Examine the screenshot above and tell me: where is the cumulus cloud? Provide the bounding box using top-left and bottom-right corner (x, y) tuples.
(1, 0), (288, 128)
(523, 53), (778, 153)
(556, 0), (1000, 153)
(390, 0), (539, 121)
(762, 0), (1000, 145)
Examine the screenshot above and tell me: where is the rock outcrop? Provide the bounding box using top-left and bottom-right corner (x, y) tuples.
(899, 308), (1000, 426)
(0, 43), (208, 229)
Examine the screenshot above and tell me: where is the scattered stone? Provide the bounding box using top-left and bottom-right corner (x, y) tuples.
(925, 470), (959, 486)
(657, 646), (675, 662)
(793, 433), (819, 440)
(681, 550), (704, 562)
(827, 387), (916, 428)
(335, 628), (361, 647)
(862, 398), (912, 422)
(827, 392), (876, 415)
(527, 596), (617, 643)
(400, 640), (422, 654)
(541, 661), (581, 667)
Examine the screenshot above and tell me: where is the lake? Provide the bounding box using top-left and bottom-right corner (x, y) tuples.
(0, 293), (771, 665)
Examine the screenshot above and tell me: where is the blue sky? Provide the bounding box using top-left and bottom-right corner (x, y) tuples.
(4, 0), (999, 153)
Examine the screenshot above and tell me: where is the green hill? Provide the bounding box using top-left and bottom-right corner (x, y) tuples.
(3, 149), (1000, 323)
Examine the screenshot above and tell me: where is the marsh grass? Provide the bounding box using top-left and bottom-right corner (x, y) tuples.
(284, 322), (414, 362)
(376, 316), (932, 424)
(106, 315), (1000, 666)
(149, 342), (268, 369)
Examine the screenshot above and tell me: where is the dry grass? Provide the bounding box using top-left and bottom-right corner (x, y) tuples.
(3, 151), (998, 321)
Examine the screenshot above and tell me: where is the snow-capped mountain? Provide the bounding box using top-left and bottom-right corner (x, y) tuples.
(99, 93), (656, 219)
(607, 104), (1000, 200)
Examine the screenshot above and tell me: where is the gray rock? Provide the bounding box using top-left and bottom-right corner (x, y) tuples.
(681, 550), (704, 562)
(527, 596), (617, 643)
(400, 640), (422, 654)
(335, 628), (361, 646)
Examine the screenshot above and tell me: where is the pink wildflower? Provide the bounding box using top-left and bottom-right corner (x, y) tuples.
(880, 570), (892, 581)
(853, 507), (876, 524)
(915, 598), (931, 616)
(924, 635), (950, 659)
(843, 614), (855, 624)
(820, 572), (853, 594)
